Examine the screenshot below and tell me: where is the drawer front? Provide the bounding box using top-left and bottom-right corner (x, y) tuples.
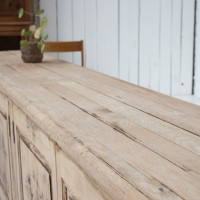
(13, 104), (58, 200)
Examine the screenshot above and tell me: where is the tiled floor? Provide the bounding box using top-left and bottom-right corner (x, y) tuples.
(174, 95), (200, 106)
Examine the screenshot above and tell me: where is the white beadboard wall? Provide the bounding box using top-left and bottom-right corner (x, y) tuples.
(40, 0), (195, 96)
(195, 0), (200, 98)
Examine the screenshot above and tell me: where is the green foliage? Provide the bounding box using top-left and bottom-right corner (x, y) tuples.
(20, 40), (28, 47)
(37, 42), (42, 49)
(43, 34), (48, 40)
(39, 9), (45, 15)
(22, 30), (32, 37)
(41, 44), (46, 53)
(21, 29), (25, 36)
(18, 6), (48, 53)
(18, 8), (24, 18)
(37, 42), (46, 53)
(41, 16), (47, 29)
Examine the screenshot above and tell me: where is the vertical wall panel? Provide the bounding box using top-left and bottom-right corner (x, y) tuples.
(119, 0), (139, 84)
(195, 0), (200, 98)
(57, 0), (73, 62)
(129, 0), (140, 84)
(40, 0), (57, 57)
(85, 0), (97, 70)
(171, 0), (182, 95)
(149, 0), (160, 91)
(72, 0), (85, 65)
(180, 0), (195, 94)
(160, 0), (172, 95)
(40, 0), (57, 41)
(119, 0), (129, 81)
(139, 0), (160, 89)
(97, 0), (119, 77)
(139, 0), (151, 88)
(42, 0), (195, 96)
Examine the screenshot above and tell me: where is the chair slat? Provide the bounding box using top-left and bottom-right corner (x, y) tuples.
(45, 41), (84, 66)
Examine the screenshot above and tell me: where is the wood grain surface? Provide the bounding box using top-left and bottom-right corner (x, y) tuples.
(0, 51), (200, 200)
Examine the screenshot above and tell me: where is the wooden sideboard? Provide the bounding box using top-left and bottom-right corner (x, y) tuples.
(0, 51), (200, 200)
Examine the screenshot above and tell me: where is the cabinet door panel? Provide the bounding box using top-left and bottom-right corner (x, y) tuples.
(57, 150), (105, 200)
(13, 104), (57, 200)
(20, 139), (52, 200)
(0, 113), (11, 200)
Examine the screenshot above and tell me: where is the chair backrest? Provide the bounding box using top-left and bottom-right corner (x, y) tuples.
(45, 40), (84, 66)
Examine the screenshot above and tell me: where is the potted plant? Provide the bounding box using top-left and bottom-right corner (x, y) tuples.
(18, 7), (48, 63)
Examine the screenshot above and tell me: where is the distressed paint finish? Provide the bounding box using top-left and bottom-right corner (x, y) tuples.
(0, 113), (11, 200)
(20, 139), (52, 200)
(0, 92), (12, 200)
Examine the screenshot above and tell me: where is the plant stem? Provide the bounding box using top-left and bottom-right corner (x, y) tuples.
(24, 11), (40, 17)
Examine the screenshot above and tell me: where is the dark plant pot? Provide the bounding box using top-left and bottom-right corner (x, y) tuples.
(21, 41), (43, 63)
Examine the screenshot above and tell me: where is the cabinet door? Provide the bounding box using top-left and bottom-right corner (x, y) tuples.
(0, 96), (12, 200)
(20, 139), (51, 200)
(13, 104), (57, 200)
(57, 149), (106, 200)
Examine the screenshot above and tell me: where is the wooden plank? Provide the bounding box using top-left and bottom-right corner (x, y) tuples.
(85, 0), (97, 70)
(57, 80), (200, 155)
(39, 62), (200, 136)
(20, 139), (52, 200)
(0, 64), (149, 200)
(0, 64), (179, 199)
(180, 0), (195, 95)
(72, 0), (85, 66)
(97, 0), (119, 77)
(3, 51), (200, 132)
(30, 76), (200, 176)
(8, 61), (200, 158)
(9, 64), (200, 186)
(4, 51), (200, 146)
(57, 0), (73, 62)
(159, 0), (172, 95)
(1, 64), (199, 200)
(5, 58), (200, 157)
(1, 51), (200, 199)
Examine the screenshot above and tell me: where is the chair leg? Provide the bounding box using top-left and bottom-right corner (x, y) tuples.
(81, 41), (84, 67)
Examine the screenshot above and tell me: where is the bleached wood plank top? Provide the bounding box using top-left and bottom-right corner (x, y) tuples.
(0, 51), (200, 200)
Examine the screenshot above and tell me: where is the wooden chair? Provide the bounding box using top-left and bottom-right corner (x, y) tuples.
(45, 40), (84, 66)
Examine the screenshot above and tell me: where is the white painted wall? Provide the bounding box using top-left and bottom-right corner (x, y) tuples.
(195, 0), (200, 98)
(40, 0), (195, 96)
